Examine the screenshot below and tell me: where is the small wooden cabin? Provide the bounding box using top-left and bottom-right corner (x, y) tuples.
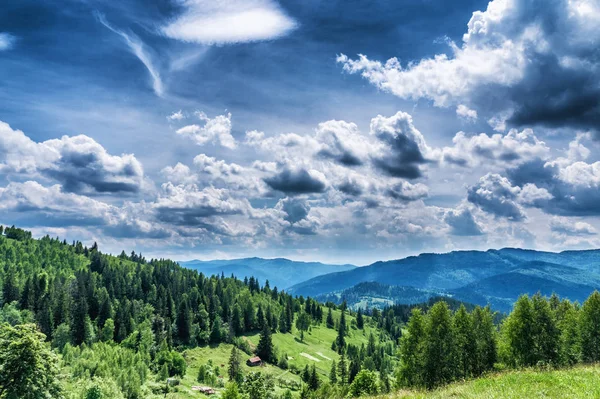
(247, 356), (262, 367)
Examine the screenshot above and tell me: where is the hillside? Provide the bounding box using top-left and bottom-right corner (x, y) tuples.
(180, 258), (356, 289)
(379, 365), (600, 399)
(289, 248), (600, 312)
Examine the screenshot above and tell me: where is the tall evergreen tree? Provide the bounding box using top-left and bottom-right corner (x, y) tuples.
(256, 321), (275, 363)
(228, 346), (243, 384)
(176, 295), (192, 345)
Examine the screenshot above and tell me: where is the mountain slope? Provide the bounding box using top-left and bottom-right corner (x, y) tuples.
(179, 257), (356, 289)
(288, 248), (600, 311)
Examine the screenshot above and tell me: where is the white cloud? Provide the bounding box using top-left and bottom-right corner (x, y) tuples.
(162, 0), (297, 45)
(96, 13), (164, 97)
(338, 0), (600, 135)
(550, 217), (596, 236)
(456, 104), (478, 122)
(0, 121), (145, 194)
(167, 110), (185, 121)
(0, 33), (16, 51)
(442, 128), (549, 168)
(176, 112), (236, 149)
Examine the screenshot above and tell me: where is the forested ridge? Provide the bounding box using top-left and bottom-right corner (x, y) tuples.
(2, 226), (600, 399)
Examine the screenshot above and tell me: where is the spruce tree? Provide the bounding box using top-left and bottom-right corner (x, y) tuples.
(228, 346), (243, 384)
(326, 308), (335, 329)
(176, 295), (192, 345)
(336, 307), (347, 354)
(329, 361), (337, 384)
(356, 309), (364, 329)
(338, 352), (348, 385)
(256, 321), (275, 363)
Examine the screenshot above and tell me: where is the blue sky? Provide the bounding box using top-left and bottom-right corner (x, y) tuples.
(1, 0), (600, 264)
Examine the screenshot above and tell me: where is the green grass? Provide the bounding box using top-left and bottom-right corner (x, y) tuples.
(379, 365), (600, 399)
(165, 308), (379, 398)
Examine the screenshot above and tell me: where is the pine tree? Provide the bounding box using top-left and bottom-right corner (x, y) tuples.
(329, 361), (337, 384)
(336, 307), (347, 354)
(309, 364), (320, 391)
(228, 346), (243, 384)
(256, 321), (275, 363)
(326, 308), (335, 329)
(231, 304), (244, 336)
(356, 308), (364, 329)
(338, 352), (348, 385)
(296, 311), (310, 342)
(210, 315), (223, 344)
(176, 295), (192, 345)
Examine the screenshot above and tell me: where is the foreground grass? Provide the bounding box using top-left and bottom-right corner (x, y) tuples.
(381, 365), (600, 399)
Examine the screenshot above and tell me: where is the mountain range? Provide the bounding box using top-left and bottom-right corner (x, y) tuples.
(178, 257), (356, 290)
(288, 248), (600, 312)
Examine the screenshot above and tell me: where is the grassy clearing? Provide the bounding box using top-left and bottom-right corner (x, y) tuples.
(379, 365), (600, 399)
(164, 308), (378, 397)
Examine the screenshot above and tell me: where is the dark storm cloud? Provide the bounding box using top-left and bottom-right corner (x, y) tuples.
(444, 207), (484, 236)
(467, 173), (526, 221)
(339, 0), (600, 136)
(264, 168), (327, 195)
(369, 111), (431, 180)
(279, 197), (310, 223)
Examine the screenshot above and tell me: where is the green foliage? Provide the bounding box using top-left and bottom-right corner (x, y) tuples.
(0, 323), (63, 399)
(349, 369), (379, 397)
(62, 342), (148, 399)
(580, 291), (600, 362)
(243, 372), (276, 399)
(228, 345), (244, 384)
(257, 321), (276, 363)
(221, 382), (242, 399)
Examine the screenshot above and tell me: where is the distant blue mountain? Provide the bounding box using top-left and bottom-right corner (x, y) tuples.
(288, 248), (600, 312)
(179, 257), (356, 290)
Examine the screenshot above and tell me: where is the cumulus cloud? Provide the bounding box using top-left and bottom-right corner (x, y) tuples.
(467, 173), (526, 221)
(0, 33), (16, 51)
(154, 183), (250, 226)
(442, 128), (549, 168)
(456, 104), (478, 122)
(369, 111), (434, 179)
(550, 217), (596, 236)
(338, 0), (600, 135)
(176, 112), (236, 149)
(444, 206), (485, 236)
(314, 120), (370, 166)
(162, 0), (297, 45)
(167, 110), (185, 121)
(264, 168), (328, 195)
(0, 121), (145, 194)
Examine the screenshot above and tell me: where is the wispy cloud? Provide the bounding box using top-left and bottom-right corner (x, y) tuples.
(0, 33), (16, 51)
(95, 12), (164, 97)
(162, 0), (297, 45)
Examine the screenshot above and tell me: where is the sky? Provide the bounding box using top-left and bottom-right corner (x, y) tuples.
(1, 0), (600, 265)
